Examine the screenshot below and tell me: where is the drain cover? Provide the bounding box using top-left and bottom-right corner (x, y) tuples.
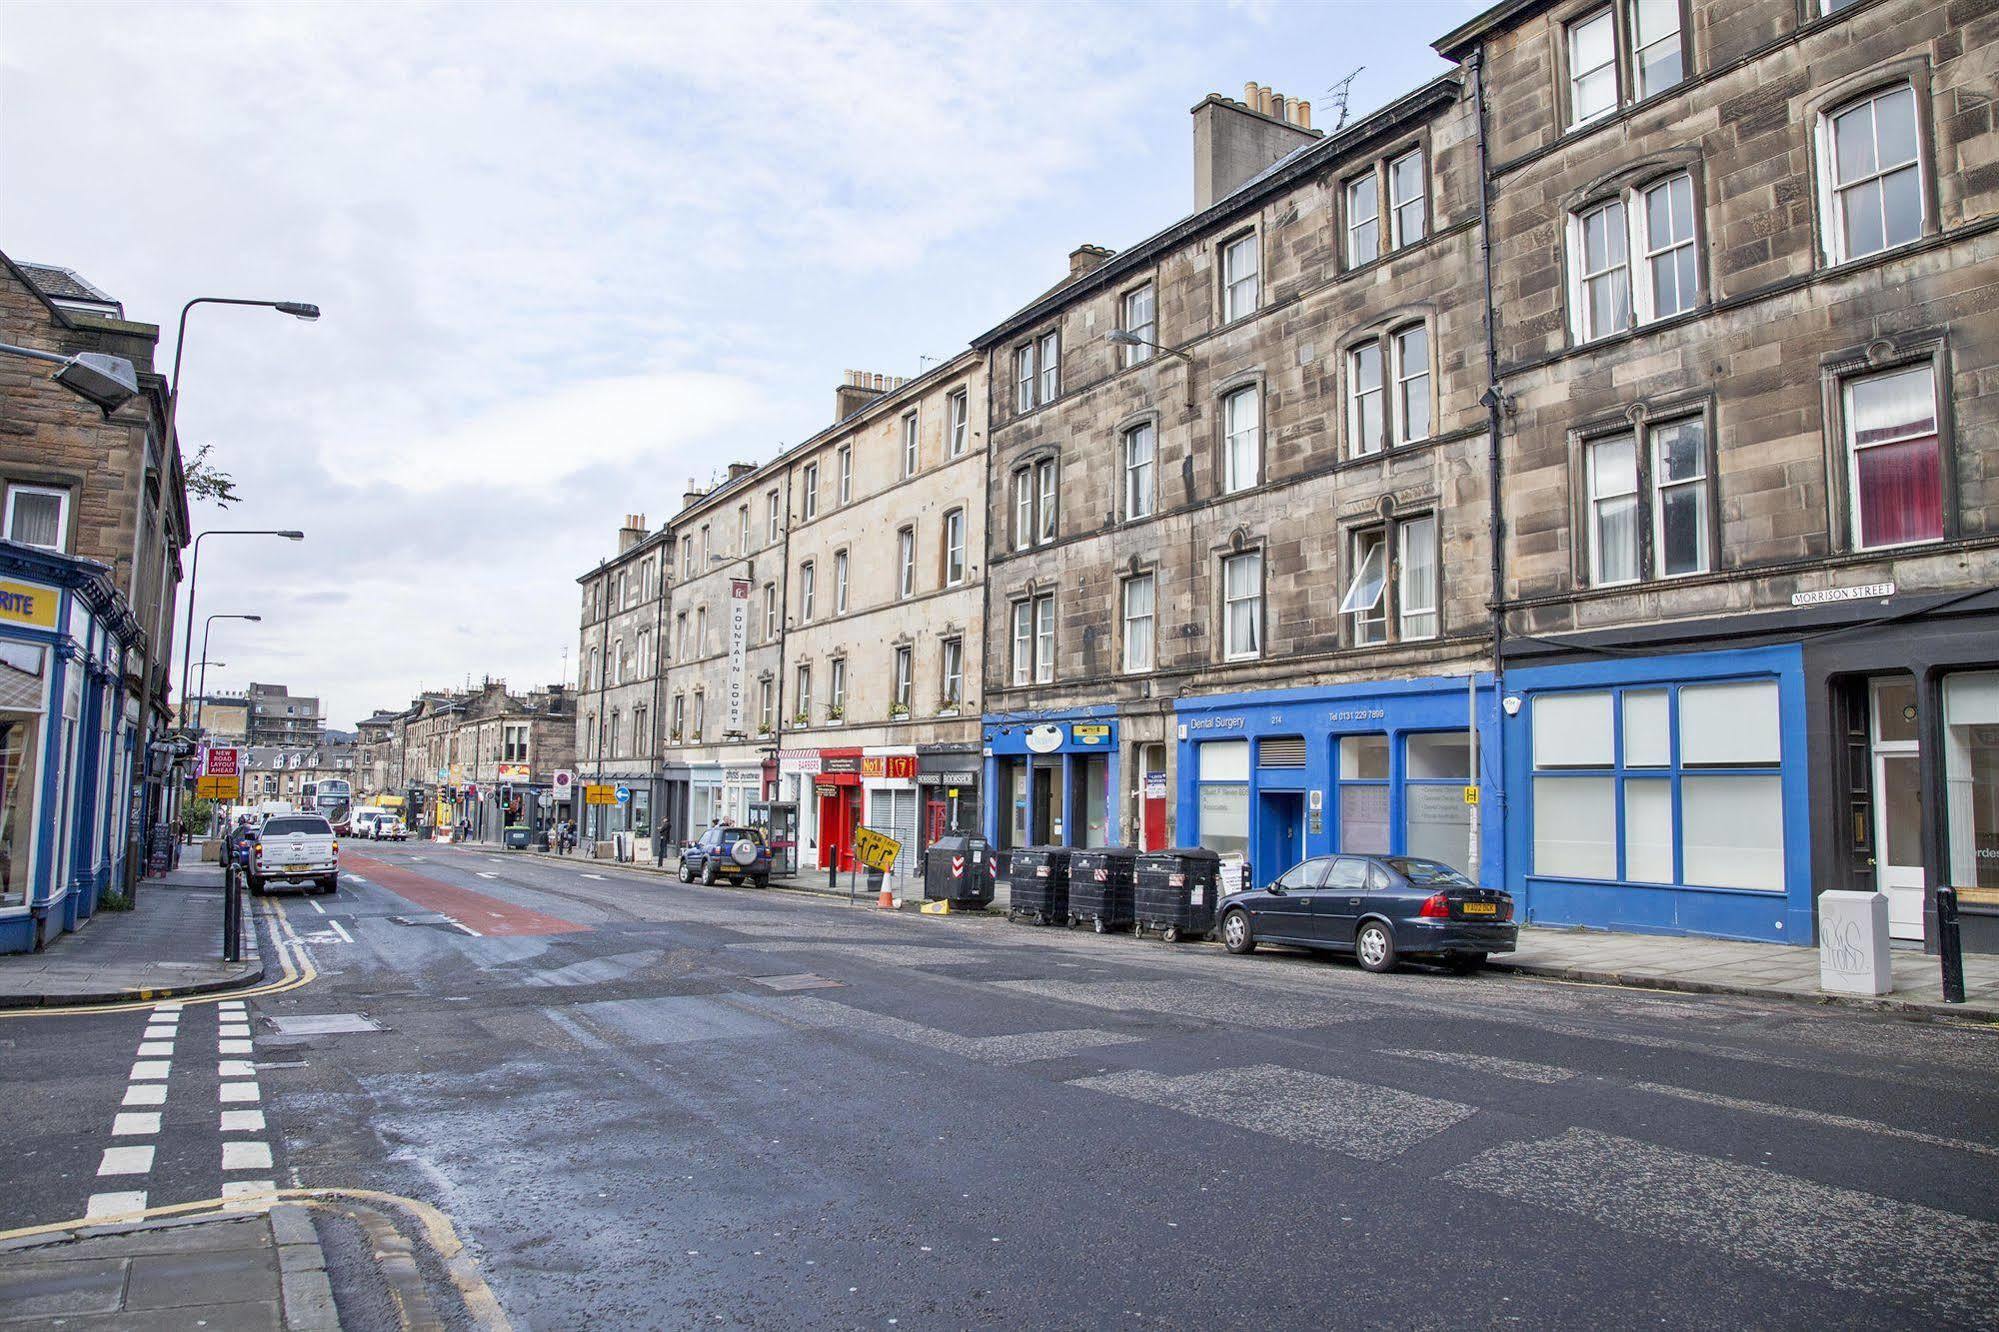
(749, 973), (844, 992)
(268, 1013), (383, 1036)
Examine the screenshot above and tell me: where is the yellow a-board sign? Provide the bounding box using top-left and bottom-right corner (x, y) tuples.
(195, 775), (241, 800)
(853, 825), (902, 874)
(584, 784), (618, 806)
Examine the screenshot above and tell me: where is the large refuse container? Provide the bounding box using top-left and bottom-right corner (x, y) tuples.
(1067, 846), (1138, 933)
(1006, 846), (1071, 926)
(1134, 848), (1221, 942)
(504, 825), (531, 850)
(923, 835), (996, 909)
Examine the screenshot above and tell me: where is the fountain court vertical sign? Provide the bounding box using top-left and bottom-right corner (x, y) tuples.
(726, 578), (750, 734)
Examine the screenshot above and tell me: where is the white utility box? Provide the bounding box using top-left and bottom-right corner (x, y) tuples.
(1817, 890), (1893, 996)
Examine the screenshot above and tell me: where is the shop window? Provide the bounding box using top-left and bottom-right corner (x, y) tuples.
(1944, 672), (1999, 890)
(1405, 732), (1473, 872)
(1337, 735), (1390, 854)
(1529, 679), (1785, 891)
(1842, 363), (1943, 551)
(1197, 739), (1249, 858)
(0, 641), (47, 907)
(1818, 84), (1924, 265)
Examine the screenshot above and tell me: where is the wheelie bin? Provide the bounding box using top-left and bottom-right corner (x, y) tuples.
(1006, 845), (1071, 926)
(1134, 847), (1221, 942)
(1067, 846), (1138, 932)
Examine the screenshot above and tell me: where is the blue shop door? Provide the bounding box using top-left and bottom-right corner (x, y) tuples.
(1255, 790), (1305, 888)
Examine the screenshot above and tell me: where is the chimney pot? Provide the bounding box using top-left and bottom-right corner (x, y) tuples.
(1257, 85), (1274, 116)
(1295, 99), (1311, 130)
(1243, 81), (1260, 108)
(1270, 92), (1287, 122)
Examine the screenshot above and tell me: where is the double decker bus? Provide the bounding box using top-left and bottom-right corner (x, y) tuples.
(305, 778), (353, 833)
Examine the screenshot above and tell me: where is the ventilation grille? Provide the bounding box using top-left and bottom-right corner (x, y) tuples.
(1258, 736), (1307, 769)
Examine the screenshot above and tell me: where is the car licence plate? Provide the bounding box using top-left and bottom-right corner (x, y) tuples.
(285, 863), (310, 873)
(1461, 901), (1497, 915)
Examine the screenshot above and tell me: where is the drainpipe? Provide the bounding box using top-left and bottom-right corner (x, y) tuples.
(1470, 45), (1508, 888)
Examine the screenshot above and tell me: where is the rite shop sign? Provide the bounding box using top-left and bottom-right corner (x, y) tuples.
(0, 578), (59, 629)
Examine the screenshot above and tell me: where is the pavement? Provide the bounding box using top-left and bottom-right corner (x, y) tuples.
(1499, 924), (1999, 1019)
(0, 861), (263, 1008)
(0, 1206), (336, 1330)
(4, 839), (1976, 1329)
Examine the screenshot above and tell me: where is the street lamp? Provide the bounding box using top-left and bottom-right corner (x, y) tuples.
(177, 531), (303, 737)
(0, 342), (140, 416)
(1105, 329), (1192, 363)
(194, 614), (261, 732)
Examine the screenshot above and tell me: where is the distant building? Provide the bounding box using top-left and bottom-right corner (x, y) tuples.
(245, 681), (324, 747)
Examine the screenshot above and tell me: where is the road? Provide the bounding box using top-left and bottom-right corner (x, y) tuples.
(6, 841), (1998, 1329)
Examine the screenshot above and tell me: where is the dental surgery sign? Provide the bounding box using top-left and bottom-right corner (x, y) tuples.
(0, 578), (59, 630)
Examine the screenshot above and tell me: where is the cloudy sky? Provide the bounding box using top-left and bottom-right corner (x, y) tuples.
(2, 0), (1463, 729)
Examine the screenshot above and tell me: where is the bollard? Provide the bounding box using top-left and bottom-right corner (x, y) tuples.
(1937, 886), (1965, 1005)
(221, 851), (240, 963)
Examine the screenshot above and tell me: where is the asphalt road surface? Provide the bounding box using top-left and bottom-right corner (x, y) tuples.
(7, 842), (1998, 1330)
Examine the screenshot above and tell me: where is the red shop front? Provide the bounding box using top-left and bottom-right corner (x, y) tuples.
(815, 750), (862, 873)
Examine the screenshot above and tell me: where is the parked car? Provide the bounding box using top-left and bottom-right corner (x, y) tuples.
(249, 813), (339, 896)
(678, 825), (770, 888)
(376, 815), (409, 841)
(1216, 854), (1514, 974)
(351, 807), (389, 839)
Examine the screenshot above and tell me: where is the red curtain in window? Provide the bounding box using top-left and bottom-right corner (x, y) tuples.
(1857, 434), (1942, 547)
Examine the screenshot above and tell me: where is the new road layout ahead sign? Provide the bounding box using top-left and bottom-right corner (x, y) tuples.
(853, 826), (902, 874)
(196, 745), (242, 800)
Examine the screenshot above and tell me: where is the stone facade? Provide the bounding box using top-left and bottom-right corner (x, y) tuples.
(577, 515), (670, 836)
(359, 682), (574, 839)
(973, 75), (1492, 851)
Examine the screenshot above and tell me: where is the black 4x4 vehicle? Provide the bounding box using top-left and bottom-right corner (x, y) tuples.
(678, 825), (771, 888)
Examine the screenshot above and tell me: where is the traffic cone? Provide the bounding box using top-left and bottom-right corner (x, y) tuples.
(878, 885), (896, 910)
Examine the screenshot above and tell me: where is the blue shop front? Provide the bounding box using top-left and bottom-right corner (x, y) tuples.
(1175, 676), (1501, 887)
(1499, 643), (1813, 944)
(0, 542), (143, 955)
(983, 706), (1122, 848)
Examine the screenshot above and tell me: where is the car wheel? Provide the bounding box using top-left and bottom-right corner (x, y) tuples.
(1161, 924), (1181, 944)
(1355, 920), (1398, 974)
(247, 875), (265, 897)
(318, 876), (338, 895)
(678, 860), (692, 883)
(1221, 908), (1256, 955)
(751, 876), (768, 890)
(1448, 951), (1488, 975)
(1092, 917), (1106, 934)
(702, 860), (718, 886)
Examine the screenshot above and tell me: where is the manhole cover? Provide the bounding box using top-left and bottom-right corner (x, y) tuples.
(268, 1013), (383, 1036)
(749, 973), (844, 992)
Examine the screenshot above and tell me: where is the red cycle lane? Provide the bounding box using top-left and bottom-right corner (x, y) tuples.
(342, 852), (583, 937)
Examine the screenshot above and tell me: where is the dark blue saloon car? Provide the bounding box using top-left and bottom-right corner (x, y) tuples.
(1217, 854), (1515, 974)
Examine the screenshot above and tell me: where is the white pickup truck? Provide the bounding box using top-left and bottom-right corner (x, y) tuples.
(250, 813), (339, 895)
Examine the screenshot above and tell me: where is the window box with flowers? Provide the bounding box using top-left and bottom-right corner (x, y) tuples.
(827, 704), (845, 723)
(756, 722), (772, 736)
(793, 710), (810, 726)
(669, 730), (683, 744)
(888, 702), (910, 719)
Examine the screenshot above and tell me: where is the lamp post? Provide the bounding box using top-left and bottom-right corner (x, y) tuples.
(0, 343), (141, 415)
(1105, 330), (1194, 411)
(194, 615), (261, 732)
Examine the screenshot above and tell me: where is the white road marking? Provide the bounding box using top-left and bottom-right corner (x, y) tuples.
(1443, 1128), (1999, 1320)
(1071, 1064), (1477, 1162)
(1377, 1048), (1578, 1084)
(220, 1024), (251, 1038)
(581, 873), (605, 880)
(129, 1060), (171, 1081)
(136, 1041), (174, 1057)
(111, 1112), (161, 1137)
(219, 1039), (254, 1055)
(222, 1179), (276, 1211)
(221, 1110), (266, 1133)
(346, 875), (369, 884)
(143, 1025), (176, 1040)
(122, 1085), (167, 1107)
(153, 1002), (183, 1013)
(450, 920), (483, 937)
(219, 1082), (261, 1103)
(476, 872), (499, 879)
(328, 920), (355, 944)
(219, 1000), (247, 1012)
(97, 1145), (154, 1176)
(1631, 1081), (1999, 1159)
(310, 900), (326, 914)
(222, 1141), (274, 1171)
(218, 1059), (257, 1078)
(86, 1191), (147, 1220)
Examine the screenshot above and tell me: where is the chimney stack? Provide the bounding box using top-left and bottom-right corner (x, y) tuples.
(726, 462), (756, 482)
(1069, 243), (1115, 278)
(834, 368), (908, 423)
(617, 513), (647, 552)
(1195, 84), (1322, 210)
(683, 478), (707, 509)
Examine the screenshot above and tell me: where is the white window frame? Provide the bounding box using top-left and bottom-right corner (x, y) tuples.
(892, 646), (913, 711)
(1121, 284), (1156, 366)
(1388, 149), (1426, 248)
(1014, 343), (1036, 412)
(1649, 416), (1711, 578)
(1123, 422), (1156, 521)
(948, 390), (968, 455)
(1011, 600), (1033, 686)
(794, 665), (811, 723)
(943, 508), (966, 585)
(897, 526), (916, 600)
(4, 483), (70, 552)
(940, 637), (964, 709)
(837, 445), (852, 504)
(766, 490), (780, 541)
(1347, 342), (1384, 458)
(1568, 7), (1619, 127)
(1570, 197), (1633, 342)
(1342, 527), (1390, 645)
(1397, 514), (1439, 642)
(798, 560), (816, 621)
(1223, 386), (1261, 493)
(1392, 323), (1431, 446)
(1221, 232), (1259, 322)
(1817, 83), (1926, 266)
(762, 583), (777, 640)
(834, 549), (850, 615)
(1037, 331), (1060, 405)
(829, 656), (847, 716)
(1587, 433), (1641, 588)
(1035, 458), (1058, 544)
(902, 412), (919, 478)
(1032, 593), (1055, 683)
(1345, 172), (1380, 267)
(1631, 0), (1684, 100)
(1222, 551), (1263, 661)
(1843, 362), (1944, 553)
(1122, 573), (1156, 674)
(802, 461), (819, 520)
(1635, 172), (1699, 322)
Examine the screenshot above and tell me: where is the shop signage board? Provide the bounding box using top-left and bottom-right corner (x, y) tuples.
(814, 783), (838, 798)
(0, 578), (59, 629)
(1071, 723), (1111, 746)
(497, 762), (530, 782)
(584, 784), (618, 806)
(853, 825), (901, 873)
(726, 578), (750, 733)
(916, 770), (979, 787)
(821, 755), (862, 776)
(1791, 582), (1894, 607)
(861, 754), (916, 780)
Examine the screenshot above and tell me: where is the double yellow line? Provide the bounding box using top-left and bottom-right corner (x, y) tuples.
(0, 900), (318, 1020)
